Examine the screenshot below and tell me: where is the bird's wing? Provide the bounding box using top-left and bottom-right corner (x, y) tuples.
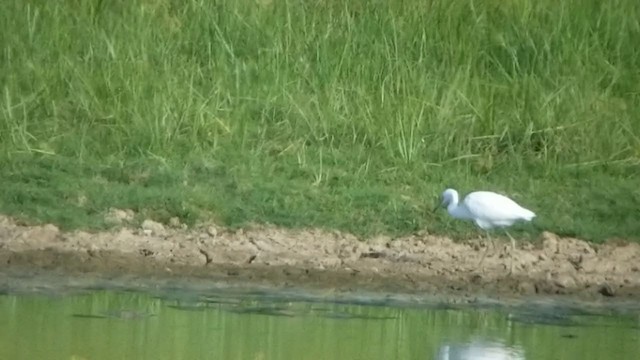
(463, 191), (532, 221)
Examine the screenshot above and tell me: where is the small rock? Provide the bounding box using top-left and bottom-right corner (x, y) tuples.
(21, 224), (60, 245)
(207, 226), (218, 237)
(367, 236), (391, 249)
(521, 242), (534, 251)
(168, 217), (182, 228)
(598, 283), (616, 297)
(42, 224), (60, 239)
(104, 208), (134, 225)
(141, 219), (165, 236)
(567, 255), (584, 271)
(542, 232), (560, 255)
(554, 275), (576, 289)
(516, 281), (536, 295)
(320, 257), (342, 268)
(367, 243), (388, 254)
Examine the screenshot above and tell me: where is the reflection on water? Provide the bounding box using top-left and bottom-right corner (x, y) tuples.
(436, 341), (525, 360)
(0, 288), (638, 360)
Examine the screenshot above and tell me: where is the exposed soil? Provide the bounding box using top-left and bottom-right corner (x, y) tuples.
(1, 212), (639, 303)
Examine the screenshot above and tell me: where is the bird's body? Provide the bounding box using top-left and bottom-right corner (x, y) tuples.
(435, 188), (536, 274)
(444, 190), (536, 230)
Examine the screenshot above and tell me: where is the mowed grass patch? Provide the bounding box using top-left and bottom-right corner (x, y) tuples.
(1, 0), (639, 242)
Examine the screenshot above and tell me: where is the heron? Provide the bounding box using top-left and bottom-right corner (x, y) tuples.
(433, 188), (536, 274)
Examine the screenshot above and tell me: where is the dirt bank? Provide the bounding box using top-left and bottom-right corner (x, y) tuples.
(1, 213), (639, 302)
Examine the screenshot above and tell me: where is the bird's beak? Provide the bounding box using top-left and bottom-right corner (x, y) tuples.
(432, 199), (442, 213)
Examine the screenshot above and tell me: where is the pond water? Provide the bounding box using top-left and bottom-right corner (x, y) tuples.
(0, 284), (638, 360)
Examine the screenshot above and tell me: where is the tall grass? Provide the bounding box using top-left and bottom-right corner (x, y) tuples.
(1, 0), (639, 241)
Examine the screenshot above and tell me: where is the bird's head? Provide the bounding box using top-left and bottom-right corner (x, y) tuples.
(432, 188), (458, 212)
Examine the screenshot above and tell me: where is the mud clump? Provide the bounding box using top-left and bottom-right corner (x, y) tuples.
(1, 214), (639, 301)
(104, 208), (134, 226)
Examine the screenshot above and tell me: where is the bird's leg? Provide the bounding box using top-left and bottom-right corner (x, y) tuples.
(504, 230), (517, 275)
(477, 231), (494, 271)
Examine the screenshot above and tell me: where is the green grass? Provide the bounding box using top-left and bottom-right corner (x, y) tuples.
(1, 0), (639, 242)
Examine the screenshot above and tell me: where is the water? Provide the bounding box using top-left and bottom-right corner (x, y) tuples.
(0, 285), (638, 360)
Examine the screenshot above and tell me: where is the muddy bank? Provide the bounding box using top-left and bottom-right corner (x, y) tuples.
(0, 213), (639, 302)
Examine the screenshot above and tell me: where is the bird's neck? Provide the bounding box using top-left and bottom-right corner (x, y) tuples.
(447, 199), (470, 220)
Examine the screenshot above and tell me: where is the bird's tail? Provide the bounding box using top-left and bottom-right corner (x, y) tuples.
(522, 208), (536, 221)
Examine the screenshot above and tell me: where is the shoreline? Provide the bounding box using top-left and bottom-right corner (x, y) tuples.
(1, 214), (639, 307)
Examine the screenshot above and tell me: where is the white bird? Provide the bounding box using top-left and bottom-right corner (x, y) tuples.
(433, 188), (536, 274)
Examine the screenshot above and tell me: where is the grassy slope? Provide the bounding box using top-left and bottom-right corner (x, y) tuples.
(1, 0), (639, 242)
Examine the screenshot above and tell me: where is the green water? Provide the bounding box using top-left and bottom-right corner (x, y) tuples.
(0, 288), (638, 360)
